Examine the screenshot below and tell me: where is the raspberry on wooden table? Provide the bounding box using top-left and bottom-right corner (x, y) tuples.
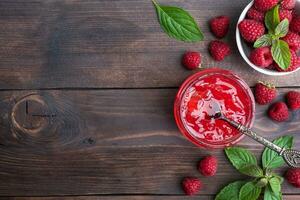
(208, 40), (231, 61)
(285, 168), (300, 188)
(254, 82), (277, 105)
(182, 177), (202, 196)
(210, 16), (230, 38)
(182, 51), (201, 70)
(198, 155), (218, 177)
(268, 102), (289, 122)
(286, 91), (300, 110)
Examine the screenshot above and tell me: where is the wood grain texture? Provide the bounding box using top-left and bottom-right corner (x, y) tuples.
(0, 88), (299, 196)
(1, 195), (299, 200)
(0, 0), (299, 89)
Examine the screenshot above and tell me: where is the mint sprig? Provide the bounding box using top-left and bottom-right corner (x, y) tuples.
(254, 5), (291, 70)
(254, 35), (272, 48)
(269, 176), (281, 194)
(262, 135), (293, 169)
(240, 181), (262, 200)
(215, 135), (294, 200)
(225, 147), (263, 177)
(265, 5), (280, 33)
(152, 0), (204, 42)
(215, 181), (245, 200)
(225, 147), (257, 169)
(275, 19), (289, 37)
(271, 39), (291, 70)
(264, 185), (282, 200)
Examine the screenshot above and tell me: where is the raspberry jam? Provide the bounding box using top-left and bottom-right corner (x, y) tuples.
(174, 68), (255, 149)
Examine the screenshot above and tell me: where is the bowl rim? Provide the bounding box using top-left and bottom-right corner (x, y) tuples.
(236, 0), (300, 76)
(173, 68), (256, 149)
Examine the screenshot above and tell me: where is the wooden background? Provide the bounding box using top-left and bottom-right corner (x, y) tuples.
(0, 0), (299, 199)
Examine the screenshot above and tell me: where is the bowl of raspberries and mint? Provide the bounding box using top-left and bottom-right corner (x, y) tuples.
(236, 0), (300, 76)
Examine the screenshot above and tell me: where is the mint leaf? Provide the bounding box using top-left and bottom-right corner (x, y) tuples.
(254, 34), (272, 48)
(152, 0), (204, 42)
(225, 147), (257, 171)
(239, 181), (262, 200)
(269, 177), (281, 194)
(272, 174), (284, 184)
(264, 185), (282, 200)
(256, 178), (268, 188)
(275, 19), (289, 38)
(271, 39), (291, 70)
(262, 135), (294, 169)
(215, 181), (245, 200)
(239, 164), (264, 178)
(265, 5), (280, 33)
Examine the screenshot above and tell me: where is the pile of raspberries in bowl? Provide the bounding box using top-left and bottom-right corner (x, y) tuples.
(236, 0), (300, 76)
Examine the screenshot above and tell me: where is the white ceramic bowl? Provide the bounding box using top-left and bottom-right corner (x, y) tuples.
(236, 0), (300, 76)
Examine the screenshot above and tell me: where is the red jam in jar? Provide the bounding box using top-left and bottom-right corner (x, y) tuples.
(174, 68), (255, 149)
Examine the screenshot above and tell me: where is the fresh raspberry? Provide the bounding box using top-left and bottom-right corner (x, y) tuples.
(266, 63), (276, 70)
(286, 91), (300, 110)
(210, 16), (230, 38)
(250, 47), (273, 68)
(182, 177), (202, 195)
(281, 0), (296, 10)
(254, 0), (279, 11)
(279, 9), (293, 22)
(255, 82), (277, 105)
(198, 155), (218, 176)
(282, 31), (300, 51)
(285, 168), (300, 188)
(209, 40), (231, 61)
(275, 50), (300, 72)
(247, 7), (265, 22)
(182, 51), (201, 70)
(290, 16), (300, 33)
(292, 10), (298, 19)
(268, 102), (289, 122)
(238, 19), (265, 42)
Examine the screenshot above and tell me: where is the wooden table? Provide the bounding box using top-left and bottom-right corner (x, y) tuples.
(0, 0), (299, 199)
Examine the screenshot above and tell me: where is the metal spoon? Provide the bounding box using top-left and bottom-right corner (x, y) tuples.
(208, 106), (300, 168)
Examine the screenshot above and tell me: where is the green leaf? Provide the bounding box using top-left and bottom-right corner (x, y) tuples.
(239, 164), (264, 178)
(271, 39), (291, 70)
(264, 185), (282, 200)
(272, 174), (284, 184)
(275, 19), (289, 38)
(262, 135), (294, 169)
(269, 177), (281, 194)
(265, 5), (280, 33)
(225, 147), (257, 171)
(215, 181), (245, 200)
(256, 178), (268, 188)
(152, 0), (204, 42)
(254, 34), (273, 48)
(239, 181), (262, 200)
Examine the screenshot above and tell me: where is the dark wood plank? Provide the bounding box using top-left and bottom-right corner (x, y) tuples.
(0, 88), (299, 196)
(0, 0), (299, 89)
(0, 196), (212, 200)
(2, 195), (299, 200)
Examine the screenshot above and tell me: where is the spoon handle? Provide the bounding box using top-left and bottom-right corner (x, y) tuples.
(222, 117), (300, 168)
(221, 117), (283, 154)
